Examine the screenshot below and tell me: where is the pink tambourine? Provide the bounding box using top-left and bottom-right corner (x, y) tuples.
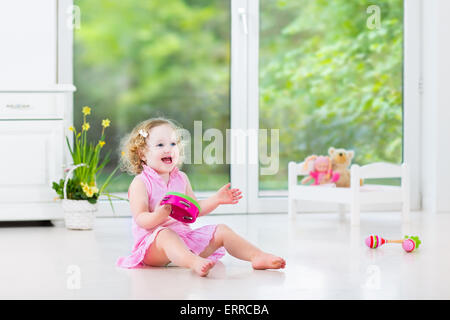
(159, 192), (201, 223)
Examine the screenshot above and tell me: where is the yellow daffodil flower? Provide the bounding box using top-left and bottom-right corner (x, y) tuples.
(69, 126), (75, 132)
(85, 189), (94, 197)
(82, 106), (91, 115)
(81, 182), (90, 195)
(82, 122), (90, 131)
(98, 141), (105, 148)
(80, 182), (98, 198)
(102, 119), (111, 128)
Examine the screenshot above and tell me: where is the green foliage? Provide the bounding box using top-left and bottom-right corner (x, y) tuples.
(54, 106), (121, 203)
(52, 178), (98, 204)
(74, 0), (403, 192)
(74, 0), (231, 191)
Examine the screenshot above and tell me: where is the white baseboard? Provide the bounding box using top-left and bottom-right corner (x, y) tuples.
(0, 202), (63, 221)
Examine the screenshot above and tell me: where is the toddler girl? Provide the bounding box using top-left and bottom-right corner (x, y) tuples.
(116, 118), (286, 276)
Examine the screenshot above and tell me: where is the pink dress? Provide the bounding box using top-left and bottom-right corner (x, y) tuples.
(116, 165), (226, 268)
(309, 170), (340, 185)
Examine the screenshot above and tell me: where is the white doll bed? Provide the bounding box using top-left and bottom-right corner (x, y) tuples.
(288, 161), (410, 226)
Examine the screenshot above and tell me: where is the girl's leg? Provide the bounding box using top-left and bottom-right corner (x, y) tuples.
(144, 228), (215, 276)
(200, 224), (286, 270)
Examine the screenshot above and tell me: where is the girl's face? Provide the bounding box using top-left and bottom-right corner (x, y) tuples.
(141, 124), (180, 174)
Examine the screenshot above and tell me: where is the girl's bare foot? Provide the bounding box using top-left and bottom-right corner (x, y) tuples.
(251, 252), (286, 270)
(191, 257), (216, 277)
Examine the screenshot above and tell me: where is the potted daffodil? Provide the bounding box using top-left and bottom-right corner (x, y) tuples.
(52, 106), (121, 230)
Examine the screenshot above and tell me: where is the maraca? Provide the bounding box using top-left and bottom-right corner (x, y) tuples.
(159, 191), (200, 223)
(401, 235), (422, 252)
(365, 235), (421, 252)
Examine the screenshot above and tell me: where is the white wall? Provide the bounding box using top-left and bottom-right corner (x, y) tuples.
(421, 0), (450, 213)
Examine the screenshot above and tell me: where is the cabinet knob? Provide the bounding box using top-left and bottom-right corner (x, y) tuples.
(5, 104), (30, 109)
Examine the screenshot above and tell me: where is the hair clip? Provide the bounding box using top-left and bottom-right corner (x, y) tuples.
(138, 129), (148, 138)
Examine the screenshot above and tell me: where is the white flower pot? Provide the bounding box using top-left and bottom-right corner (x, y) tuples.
(62, 199), (98, 230)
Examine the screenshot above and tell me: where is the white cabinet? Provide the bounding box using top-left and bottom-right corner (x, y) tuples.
(0, 0), (57, 87)
(0, 88), (74, 220)
(0, 1), (75, 220)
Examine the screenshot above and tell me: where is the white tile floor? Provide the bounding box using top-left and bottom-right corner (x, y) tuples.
(1, 210), (449, 300)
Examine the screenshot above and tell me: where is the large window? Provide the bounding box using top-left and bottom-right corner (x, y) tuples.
(74, 0), (231, 193)
(258, 0), (403, 192)
(72, 0), (417, 215)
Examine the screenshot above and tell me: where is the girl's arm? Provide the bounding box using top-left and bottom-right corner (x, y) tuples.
(183, 174), (243, 217)
(183, 175), (218, 216)
(129, 177), (171, 229)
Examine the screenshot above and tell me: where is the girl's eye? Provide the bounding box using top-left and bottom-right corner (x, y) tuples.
(157, 143), (163, 147)
(171, 142), (176, 146)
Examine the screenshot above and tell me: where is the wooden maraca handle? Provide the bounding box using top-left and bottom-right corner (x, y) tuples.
(386, 239), (404, 244)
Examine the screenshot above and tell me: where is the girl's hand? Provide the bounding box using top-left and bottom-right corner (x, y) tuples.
(155, 203), (172, 218)
(216, 183), (243, 205)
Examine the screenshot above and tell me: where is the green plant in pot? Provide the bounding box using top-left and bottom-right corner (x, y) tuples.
(52, 106), (122, 229)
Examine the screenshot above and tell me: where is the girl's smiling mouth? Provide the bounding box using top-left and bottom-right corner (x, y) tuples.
(161, 156), (173, 164)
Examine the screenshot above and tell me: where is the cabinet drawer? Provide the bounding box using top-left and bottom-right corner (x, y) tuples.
(0, 120), (64, 203)
(0, 93), (64, 119)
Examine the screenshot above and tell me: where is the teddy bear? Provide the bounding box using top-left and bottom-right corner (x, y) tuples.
(328, 147), (358, 188)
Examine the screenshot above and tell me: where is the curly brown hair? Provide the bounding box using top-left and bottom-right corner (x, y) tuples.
(119, 117), (186, 175)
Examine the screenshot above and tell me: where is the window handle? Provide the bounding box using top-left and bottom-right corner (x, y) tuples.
(238, 7), (248, 35)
